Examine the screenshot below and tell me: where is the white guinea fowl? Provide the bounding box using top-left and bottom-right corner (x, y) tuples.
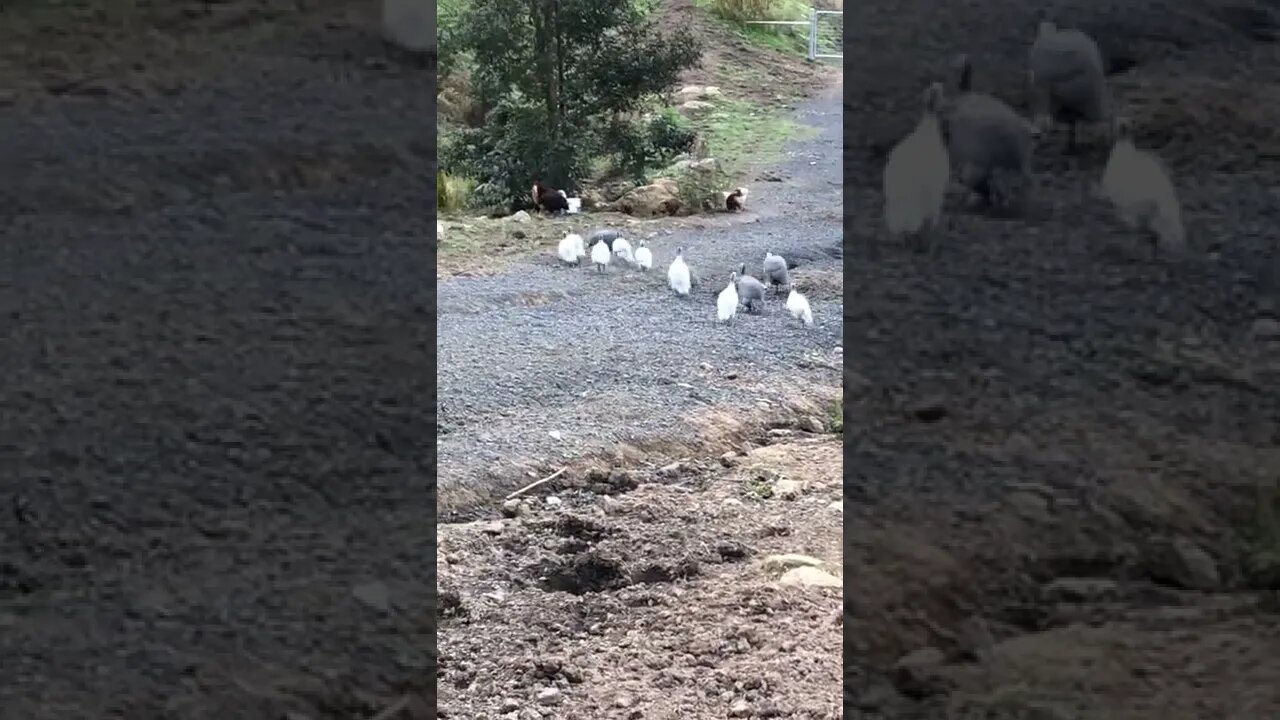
(668, 247), (692, 295)
(590, 239), (612, 271)
(785, 290), (813, 326)
(634, 240), (653, 270)
(884, 82), (951, 253)
(1100, 116), (1186, 257)
(557, 233), (586, 265)
(717, 272), (739, 322)
(612, 237), (636, 265)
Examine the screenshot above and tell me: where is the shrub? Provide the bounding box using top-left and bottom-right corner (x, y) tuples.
(437, 171), (478, 212)
(706, 0), (807, 23)
(646, 108), (698, 158)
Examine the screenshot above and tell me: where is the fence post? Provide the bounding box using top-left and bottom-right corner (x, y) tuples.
(807, 8), (818, 61)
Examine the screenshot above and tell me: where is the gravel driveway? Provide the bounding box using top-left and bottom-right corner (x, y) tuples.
(436, 84), (846, 513)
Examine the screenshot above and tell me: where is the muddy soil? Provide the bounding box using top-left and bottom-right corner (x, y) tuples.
(1, 2), (433, 718)
(438, 428), (844, 720)
(845, 0), (1280, 716)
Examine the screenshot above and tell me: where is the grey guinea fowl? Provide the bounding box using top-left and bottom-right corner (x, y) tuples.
(762, 251), (790, 292)
(735, 272), (767, 314)
(588, 228), (621, 251)
(941, 54), (1039, 212)
(1028, 20), (1110, 154)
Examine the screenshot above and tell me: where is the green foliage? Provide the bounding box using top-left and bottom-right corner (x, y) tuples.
(437, 171), (478, 212)
(704, 0), (808, 23)
(605, 109), (699, 182)
(441, 0), (702, 209)
(646, 107), (698, 158)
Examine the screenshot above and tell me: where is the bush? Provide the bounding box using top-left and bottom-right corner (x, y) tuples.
(647, 108), (698, 158)
(437, 171), (478, 212)
(439, 97), (590, 211)
(706, 0), (807, 22)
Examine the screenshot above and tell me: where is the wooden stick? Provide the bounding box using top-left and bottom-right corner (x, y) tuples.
(504, 466), (567, 500)
(366, 695), (410, 720)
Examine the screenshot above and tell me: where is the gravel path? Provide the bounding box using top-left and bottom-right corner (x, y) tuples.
(436, 84), (846, 511)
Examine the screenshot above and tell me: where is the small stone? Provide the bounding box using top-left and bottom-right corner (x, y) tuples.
(767, 428), (795, 438)
(762, 553), (825, 571)
(827, 500), (842, 512)
(778, 566), (841, 588)
(479, 520), (505, 535)
(699, 362), (714, 371)
(797, 416), (826, 434)
(1007, 491), (1049, 519)
(774, 478), (805, 500)
(536, 687), (562, 705)
(1042, 578), (1120, 603)
(1154, 538), (1221, 590)
(729, 699), (752, 717)
(719, 451), (739, 467)
(659, 461), (685, 478)
(501, 499), (524, 518)
(548, 430), (563, 441)
(545, 496), (563, 508)
(892, 646), (949, 698)
(499, 698), (520, 713)
(351, 581), (391, 613)
(510, 210), (532, 222)
(614, 695), (633, 708)
(1251, 318), (1280, 340)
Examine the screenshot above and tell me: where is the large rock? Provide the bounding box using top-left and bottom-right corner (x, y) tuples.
(613, 180), (683, 217)
(382, 0), (434, 53)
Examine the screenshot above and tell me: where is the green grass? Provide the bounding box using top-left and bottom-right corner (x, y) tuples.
(437, 171), (478, 212)
(694, 0), (812, 56)
(826, 396), (843, 434)
(692, 97), (819, 173)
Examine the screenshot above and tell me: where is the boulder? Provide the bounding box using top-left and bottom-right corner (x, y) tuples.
(614, 180), (683, 217)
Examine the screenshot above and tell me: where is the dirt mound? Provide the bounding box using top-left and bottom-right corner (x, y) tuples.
(438, 436), (843, 719)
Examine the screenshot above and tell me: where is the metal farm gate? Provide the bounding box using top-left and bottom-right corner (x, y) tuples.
(745, 8), (843, 62)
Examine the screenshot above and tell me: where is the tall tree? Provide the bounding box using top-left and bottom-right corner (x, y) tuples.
(451, 0), (700, 200)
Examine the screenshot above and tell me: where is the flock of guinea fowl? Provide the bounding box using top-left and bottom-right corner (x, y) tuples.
(545, 18), (1178, 324)
(882, 19), (1186, 258)
(553, 220), (815, 326)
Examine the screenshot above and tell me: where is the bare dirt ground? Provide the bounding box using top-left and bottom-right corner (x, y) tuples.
(1, 2), (432, 717)
(438, 415), (844, 719)
(845, 0), (1280, 716)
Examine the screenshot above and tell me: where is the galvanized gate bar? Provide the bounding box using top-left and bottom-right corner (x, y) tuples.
(744, 8), (842, 62)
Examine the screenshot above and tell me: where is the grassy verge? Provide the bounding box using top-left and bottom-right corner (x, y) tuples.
(692, 97), (819, 174)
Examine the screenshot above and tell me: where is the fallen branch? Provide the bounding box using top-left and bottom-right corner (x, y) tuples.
(504, 466), (567, 500)
(366, 695), (410, 720)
